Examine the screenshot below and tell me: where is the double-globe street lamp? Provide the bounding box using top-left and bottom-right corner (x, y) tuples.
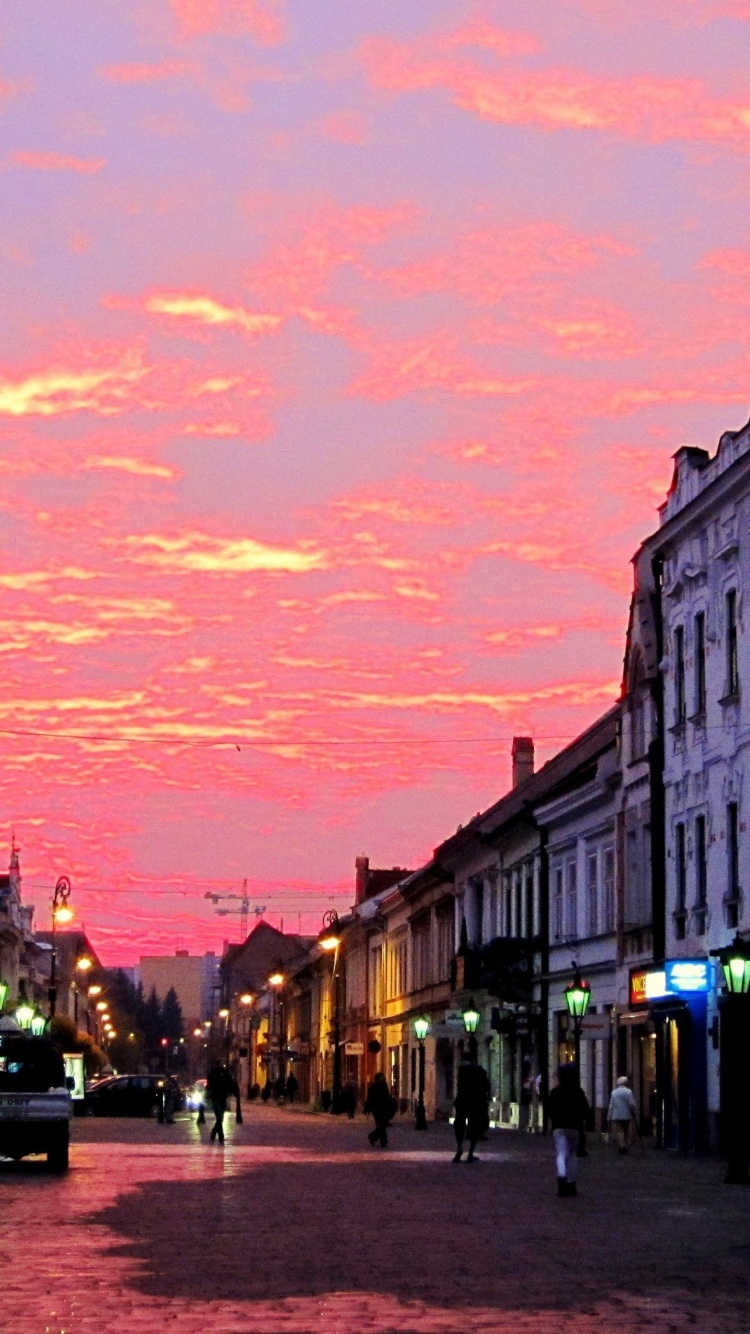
(413, 1014), (430, 1131)
(712, 934), (750, 1185)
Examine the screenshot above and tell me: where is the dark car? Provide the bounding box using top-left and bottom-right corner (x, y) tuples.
(84, 1073), (183, 1117)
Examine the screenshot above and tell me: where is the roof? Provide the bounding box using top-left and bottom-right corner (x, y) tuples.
(434, 703), (620, 861)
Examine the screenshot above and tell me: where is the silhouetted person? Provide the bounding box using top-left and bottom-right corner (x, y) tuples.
(206, 1062), (236, 1145)
(546, 1063), (590, 1196)
(608, 1075), (637, 1154)
(285, 1072), (299, 1102)
(364, 1071), (392, 1148)
(341, 1080), (357, 1119)
(453, 1050), (491, 1163)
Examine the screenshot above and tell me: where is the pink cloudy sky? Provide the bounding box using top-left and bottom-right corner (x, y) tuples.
(2, 0), (750, 962)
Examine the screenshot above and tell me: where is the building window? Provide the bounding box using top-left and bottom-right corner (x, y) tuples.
(514, 868), (523, 938)
(565, 860), (578, 940)
(602, 845), (615, 932)
(694, 612), (706, 716)
(586, 851), (598, 936)
(726, 590), (739, 698)
(387, 934), (408, 998)
(370, 946), (383, 1016)
(504, 873), (513, 937)
(553, 867), (564, 942)
(694, 815), (707, 936)
(674, 822), (687, 941)
(674, 625), (686, 725)
(525, 862), (535, 938)
(435, 903), (454, 981)
(727, 803), (741, 930)
(411, 915), (431, 992)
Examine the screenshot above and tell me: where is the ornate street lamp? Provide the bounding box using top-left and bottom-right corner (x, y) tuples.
(712, 935), (750, 1183)
(30, 1012), (46, 1036)
(49, 875), (73, 1019)
(268, 965), (286, 1093)
(413, 1014), (430, 1131)
(462, 1000), (481, 1034)
(15, 1001), (35, 1029)
(719, 935), (750, 996)
(564, 965), (591, 1085)
(319, 912), (342, 1111)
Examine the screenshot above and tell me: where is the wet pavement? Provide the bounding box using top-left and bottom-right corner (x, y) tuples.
(2, 1103), (750, 1333)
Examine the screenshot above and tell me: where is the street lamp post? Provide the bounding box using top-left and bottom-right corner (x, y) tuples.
(49, 876), (73, 1019)
(564, 964), (591, 1085)
(320, 911), (342, 1112)
(462, 997), (481, 1062)
(413, 1014), (430, 1131)
(713, 934), (750, 1185)
(268, 969), (285, 1092)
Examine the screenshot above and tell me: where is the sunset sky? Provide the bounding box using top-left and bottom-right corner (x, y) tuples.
(3, 0), (750, 961)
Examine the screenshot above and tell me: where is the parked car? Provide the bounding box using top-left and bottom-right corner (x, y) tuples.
(0, 1031), (72, 1170)
(84, 1073), (183, 1118)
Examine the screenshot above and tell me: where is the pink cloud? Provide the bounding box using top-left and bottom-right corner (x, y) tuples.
(318, 111), (370, 145)
(170, 0), (288, 43)
(361, 28), (750, 149)
(8, 150), (106, 174)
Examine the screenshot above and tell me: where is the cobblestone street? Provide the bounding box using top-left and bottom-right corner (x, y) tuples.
(2, 1105), (750, 1333)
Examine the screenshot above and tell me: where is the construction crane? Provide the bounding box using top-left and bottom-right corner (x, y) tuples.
(204, 880), (253, 939)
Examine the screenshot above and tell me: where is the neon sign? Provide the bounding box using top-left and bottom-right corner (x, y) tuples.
(665, 959), (710, 994)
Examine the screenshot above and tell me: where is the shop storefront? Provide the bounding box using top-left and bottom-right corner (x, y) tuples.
(624, 960), (710, 1152)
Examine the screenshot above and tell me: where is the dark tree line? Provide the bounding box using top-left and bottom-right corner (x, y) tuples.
(98, 971), (184, 1071)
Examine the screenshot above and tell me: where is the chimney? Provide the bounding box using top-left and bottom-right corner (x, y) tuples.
(355, 855), (370, 906)
(512, 736), (534, 788)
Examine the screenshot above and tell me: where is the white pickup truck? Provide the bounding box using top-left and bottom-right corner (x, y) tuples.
(0, 1032), (72, 1171)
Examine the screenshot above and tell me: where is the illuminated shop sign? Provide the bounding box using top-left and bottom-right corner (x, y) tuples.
(665, 959), (710, 993)
(629, 969), (667, 1005)
(630, 960), (711, 1006)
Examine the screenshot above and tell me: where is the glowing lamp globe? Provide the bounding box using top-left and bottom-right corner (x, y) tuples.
(54, 904), (74, 925)
(0, 980), (8, 1010)
(218, 1008), (230, 1019)
(413, 1015), (430, 1042)
(268, 971), (284, 987)
(30, 1013), (46, 1036)
(719, 935), (750, 996)
(565, 973), (591, 1020)
(239, 993), (254, 1006)
(462, 1001), (481, 1034)
(76, 956), (93, 972)
(15, 1002), (35, 1029)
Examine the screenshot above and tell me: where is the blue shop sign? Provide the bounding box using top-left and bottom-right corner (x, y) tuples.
(664, 959), (711, 994)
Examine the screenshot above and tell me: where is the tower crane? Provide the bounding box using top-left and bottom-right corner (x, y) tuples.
(204, 880), (254, 939)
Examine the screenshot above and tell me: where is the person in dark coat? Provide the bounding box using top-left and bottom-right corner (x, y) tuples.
(364, 1071), (393, 1147)
(284, 1072), (299, 1102)
(545, 1063), (590, 1196)
(453, 1050), (491, 1162)
(206, 1062), (237, 1145)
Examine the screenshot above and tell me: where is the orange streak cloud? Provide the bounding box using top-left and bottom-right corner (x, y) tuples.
(9, 150), (106, 173)
(143, 292), (282, 337)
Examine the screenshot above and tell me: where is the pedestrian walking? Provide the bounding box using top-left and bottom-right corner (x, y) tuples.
(546, 1063), (590, 1197)
(284, 1072), (299, 1103)
(453, 1050), (491, 1163)
(341, 1079), (357, 1119)
(206, 1061), (237, 1145)
(364, 1071), (393, 1148)
(608, 1075), (638, 1154)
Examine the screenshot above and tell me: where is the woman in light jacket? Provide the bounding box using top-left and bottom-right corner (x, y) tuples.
(608, 1076), (637, 1154)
